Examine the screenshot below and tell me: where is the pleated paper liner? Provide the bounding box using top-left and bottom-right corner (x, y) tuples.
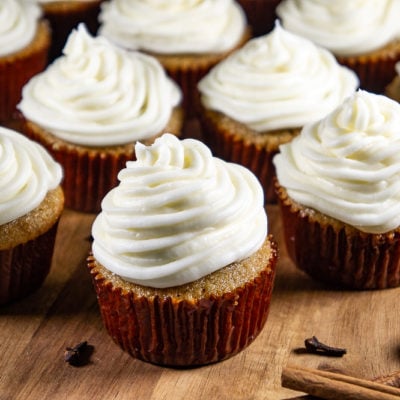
(0, 21), (50, 125)
(0, 223), (59, 305)
(276, 183), (400, 290)
(198, 106), (299, 203)
(87, 238), (277, 367)
(21, 108), (184, 214)
(337, 39), (400, 94)
(385, 76), (400, 103)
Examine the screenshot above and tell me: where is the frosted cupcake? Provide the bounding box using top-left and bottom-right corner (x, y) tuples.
(88, 134), (277, 367)
(277, 0), (400, 93)
(0, 127), (63, 305)
(0, 0), (50, 125)
(274, 90), (400, 290)
(18, 24), (183, 213)
(98, 0), (251, 114)
(37, 0), (104, 62)
(197, 23), (358, 202)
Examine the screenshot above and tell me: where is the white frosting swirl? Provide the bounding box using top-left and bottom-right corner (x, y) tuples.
(277, 0), (400, 56)
(18, 24), (181, 147)
(0, 0), (42, 57)
(274, 90), (400, 234)
(92, 134), (268, 288)
(198, 23), (358, 131)
(0, 127), (62, 225)
(98, 0), (247, 54)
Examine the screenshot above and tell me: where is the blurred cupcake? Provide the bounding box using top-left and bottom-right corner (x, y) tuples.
(98, 0), (251, 115)
(88, 133), (277, 367)
(37, 0), (104, 62)
(197, 23), (358, 202)
(0, 0), (50, 125)
(274, 90), (400, 290)
(0, 127), (64, 305)
(237, 0), (281, 37)
(277, 0), (400, 94)
(385, 61), (400, 102)
(18, 24), (183, 214)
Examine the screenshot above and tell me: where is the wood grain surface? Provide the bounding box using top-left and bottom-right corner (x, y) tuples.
(1, 203), (400, 400)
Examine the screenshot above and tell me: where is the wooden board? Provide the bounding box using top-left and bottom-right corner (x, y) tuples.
(1, 204), (400, 400)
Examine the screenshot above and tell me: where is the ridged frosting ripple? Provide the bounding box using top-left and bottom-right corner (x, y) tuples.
(274, 90), (400, 234)
(98, 0), (247, 54)
(0, 0), (42, 57)
(198, 23), (358, 131)
(277, 0), (400, 56)
(92, 134), (268, 288)
(18, 24), (181, 147)
(0, 127), (62, 225)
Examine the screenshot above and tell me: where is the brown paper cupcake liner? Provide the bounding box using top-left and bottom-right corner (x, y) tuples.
(337, 39), (400, 94)
(0, 21), (50, 124)
(22, 120), (135, 213)
(41, 1), (103, 62)
(0, 222), (59, 305)
(237, 0), (282, 37)
(87, 239), (277, 367)
(22, 109), (183, 213)
(276, 184), (400, 290)
(385, 76), (400, 103)
(199, 107), (299, 203)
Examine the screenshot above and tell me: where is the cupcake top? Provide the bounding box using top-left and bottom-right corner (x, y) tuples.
(18, 24), (181, 147)
(276, 0), (400, 56)
(198, 23), (358, 132)
(274, 90), (400, 234)
(92, 133), (268, 288)
(0, 0), (42, 57)
(0, 127), (62, 225)
(98, 0), (247, 55)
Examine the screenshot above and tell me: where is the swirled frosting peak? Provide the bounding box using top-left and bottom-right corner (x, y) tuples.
(18, 24), (181, 146)
(98, 0), (246, 54)
(277, 0), (400, 56)
(198, 22), (358, 131)
(92, 134), (268, 288)
(274, 90), (400, 234)
(0, 127), (62, 225)
(0, 0), (42, 57)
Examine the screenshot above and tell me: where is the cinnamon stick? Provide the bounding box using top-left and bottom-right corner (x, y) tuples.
(281, 365), (400, 400)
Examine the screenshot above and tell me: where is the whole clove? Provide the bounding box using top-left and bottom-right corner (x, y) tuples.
(304, 336), (347, 357)
(64, 341), (93, 366)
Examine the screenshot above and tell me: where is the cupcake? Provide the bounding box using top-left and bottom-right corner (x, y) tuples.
(18, 24), (183, 214)
(197, 23), (358, 202)
(37, 0), (104, 62)
(276, 0), (400, 94)
(237, 0), (282, 37)
(0, 0), (50, 126)
(385, 61), (400, 103)
(88, 133), (277, 367)
(0, 127), (63, 305)
(274, 90), (400, 290)
(98, 0), (251, 115)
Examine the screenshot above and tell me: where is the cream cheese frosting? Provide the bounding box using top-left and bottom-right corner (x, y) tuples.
(0, 0), (42, 57)
(17, 24), (181, 147)
(274, 90), (400, 234)
(198, 23), (358, 132)
(98, 0), (247, 55)
(0, 127), (62, 225)
(276, 0), (400, 56)
(92, 134), (268, 288)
